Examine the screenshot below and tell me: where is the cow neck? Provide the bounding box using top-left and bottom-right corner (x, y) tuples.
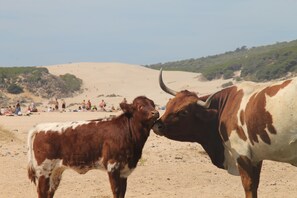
(127, 116), (150, 150)
(199, 93), (227, 169)
(200, 121), (225, 169)
(208, 87), (241, 169)
(206, 87), (240, 170)
(126, 116), (150, 163)
(214, 87), (238, 119)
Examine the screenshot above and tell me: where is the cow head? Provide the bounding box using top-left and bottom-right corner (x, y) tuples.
(153, 69), (218, 143)
(120, 96), (159, 127)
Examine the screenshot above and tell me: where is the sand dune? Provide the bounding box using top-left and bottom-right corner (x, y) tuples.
(1, 62), (296, 198)
(46, 62), (231, 108)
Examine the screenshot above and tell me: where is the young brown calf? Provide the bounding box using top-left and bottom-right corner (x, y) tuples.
(28, 96), (159, 198)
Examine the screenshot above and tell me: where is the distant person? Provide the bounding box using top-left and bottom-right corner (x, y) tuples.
(111, 104), (116, 112)
(5, 106), (13, 116)
(15, 101), (21, 115)
(122, 98), (127, 104)
(54, 98), (59, 111)
(82, 100), (86, 110)
(91, 105), (97, 111)
(86, 100), (91, 110)
(61, 99), (66, 111)
(26, 103), (35, 115)
(1, 107), (5, 115)
(30, 102), (38, 112)
(12, 105), (16, 114)
(99, 99), (106, 111)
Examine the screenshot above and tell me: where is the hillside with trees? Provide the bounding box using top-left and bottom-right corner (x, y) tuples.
(0, 67), (82, 106)
(147, 39), (297, 82)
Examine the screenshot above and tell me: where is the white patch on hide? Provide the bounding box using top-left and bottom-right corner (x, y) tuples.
(107, 161), (120, 173)
(49, 166), (66, 191)
(223, 129), (251, 176)
(223, 146), (239, 176)
(255, 78), (297, 164)
(230, 78), (297, 165)
(120, 164), (134, 178)
(31, 121), (91, 134)
(35, 159), (63, 178)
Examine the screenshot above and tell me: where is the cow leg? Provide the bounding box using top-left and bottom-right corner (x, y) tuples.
(108, 172), (128, 198)
(237, 156), (263, 198)
(119, 177), (127, 197)
(107, 161), (127, 198)
(37, 175), (51, 198)
(48, 167), (65, 197)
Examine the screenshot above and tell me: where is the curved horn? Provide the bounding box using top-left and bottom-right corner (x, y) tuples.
(159, 68), (177, 96)
(197, 92), (216, 108)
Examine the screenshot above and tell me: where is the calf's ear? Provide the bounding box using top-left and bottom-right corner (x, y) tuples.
(120, 102), (134, 114)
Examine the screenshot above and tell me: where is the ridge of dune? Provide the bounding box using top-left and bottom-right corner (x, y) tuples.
(44, 62), (232, 108)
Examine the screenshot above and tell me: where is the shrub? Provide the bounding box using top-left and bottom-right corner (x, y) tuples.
(223, 70), (234, 79)
(60, 73), (82, 92)
(7, 84), (23, 94)
(221, 81), (233, 88)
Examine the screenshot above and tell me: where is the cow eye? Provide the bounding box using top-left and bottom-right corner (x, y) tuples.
(179, 110), (188, 116)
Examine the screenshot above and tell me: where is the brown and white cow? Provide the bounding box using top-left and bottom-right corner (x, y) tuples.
(153, 69), (297, 198)
(27, 96), (159, 198)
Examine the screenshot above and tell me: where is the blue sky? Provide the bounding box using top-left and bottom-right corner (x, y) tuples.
(1, 0), (297, 66)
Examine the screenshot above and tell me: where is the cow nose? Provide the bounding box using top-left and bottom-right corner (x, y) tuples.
(156, 122), (164, 130)
(152, 121), (165, 136)
(151, 110), (160, 118)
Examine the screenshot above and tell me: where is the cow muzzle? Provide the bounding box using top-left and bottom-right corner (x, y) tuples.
(152, 120), (165, 136)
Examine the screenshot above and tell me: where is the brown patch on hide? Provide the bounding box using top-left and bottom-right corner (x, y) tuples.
(219, 87), (247, 141)
(243, 80), (291, 145)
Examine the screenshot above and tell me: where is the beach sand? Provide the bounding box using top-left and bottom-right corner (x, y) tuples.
(1, 62), (296, 197)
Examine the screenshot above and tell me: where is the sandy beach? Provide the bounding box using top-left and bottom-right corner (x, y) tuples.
(1, 63), (297, 198)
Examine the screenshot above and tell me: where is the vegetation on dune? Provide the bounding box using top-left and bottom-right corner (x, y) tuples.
(59, 73), (83, 92)
(0, 67), (82, 98)
(7, 84), (24, 94)
(147, 39), (297, 82)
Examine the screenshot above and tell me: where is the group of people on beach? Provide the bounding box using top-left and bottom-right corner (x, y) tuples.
(0, 101), (38, 116)
(0, 97), (128, 116)
(48, 97), (128, 113)
(47, 98), (66, 112)
(80, 99), (106, 111)
(77, 98), (122, 112)
(0, 101), (21, 116)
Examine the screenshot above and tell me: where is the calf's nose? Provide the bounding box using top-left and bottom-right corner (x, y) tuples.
(151, 110), (160, 118)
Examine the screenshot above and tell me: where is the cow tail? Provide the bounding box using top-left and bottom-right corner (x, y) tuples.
(27, 128), (37, 185)
(28, 161), (36, 185)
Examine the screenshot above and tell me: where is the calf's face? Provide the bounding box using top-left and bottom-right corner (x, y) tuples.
(120, 96), (159, 126)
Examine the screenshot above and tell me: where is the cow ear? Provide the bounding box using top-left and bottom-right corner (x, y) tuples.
(120, 102), (134, 114)
(196, 109), (217, 121)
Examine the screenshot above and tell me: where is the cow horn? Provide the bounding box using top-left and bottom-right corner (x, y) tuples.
(197, 93), (216, 108)
(159, 68), (177, 96)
